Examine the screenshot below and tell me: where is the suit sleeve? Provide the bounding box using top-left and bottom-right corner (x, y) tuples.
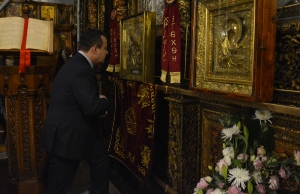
(72, 68), (109, 116)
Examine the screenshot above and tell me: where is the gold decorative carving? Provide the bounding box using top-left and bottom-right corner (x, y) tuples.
(5, 87), (48, 183)
(179, 0), (191, 80)
(113, 0), (127, 21)
(275, 18), (300, 91)
(97, 0), (105, 31)
(194, 1), (254, 95)
(166, 95), (200, 193)
(127, 0), (137, 16)
(200, 102), (248, 177)
(87, 0), (97, 29)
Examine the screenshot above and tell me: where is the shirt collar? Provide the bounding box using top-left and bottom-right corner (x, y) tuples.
(78, 50), (93, 68)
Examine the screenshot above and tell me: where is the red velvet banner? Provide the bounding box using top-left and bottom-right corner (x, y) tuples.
(19, 18), (31, 73)
(108, 79), (157, 183)
(161, 0), (181, 83)
(107, 9), (120, 73)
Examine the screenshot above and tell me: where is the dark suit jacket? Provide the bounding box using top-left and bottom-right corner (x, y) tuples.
(39, 52), (109, 160)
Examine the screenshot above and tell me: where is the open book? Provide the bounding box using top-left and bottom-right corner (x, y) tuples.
(0, 17), (53, 53)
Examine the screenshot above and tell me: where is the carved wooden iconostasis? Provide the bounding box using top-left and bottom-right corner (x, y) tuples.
(88, 0), (300, 194)
(1, 0), (300, 194)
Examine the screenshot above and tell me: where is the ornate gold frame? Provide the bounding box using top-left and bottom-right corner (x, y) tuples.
(119, 11), (156, 83)
(190, 0), (277, 102)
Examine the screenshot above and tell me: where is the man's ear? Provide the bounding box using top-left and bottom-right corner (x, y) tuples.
(91, 45), (98, 54)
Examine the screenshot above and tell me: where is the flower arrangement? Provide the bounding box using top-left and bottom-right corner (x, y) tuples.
(194, 110), (300, 194)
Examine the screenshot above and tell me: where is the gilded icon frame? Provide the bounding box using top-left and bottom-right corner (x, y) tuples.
(40, 4), (55, 22)
(4, 2), (22, 17)
(56, 5), (73, 27)
(189, 0), (277, 102)
(119, 11), (156, 83)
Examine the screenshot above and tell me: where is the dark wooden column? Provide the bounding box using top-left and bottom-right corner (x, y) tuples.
(164, 94), (200, 194)
(0, 66), (51, 194)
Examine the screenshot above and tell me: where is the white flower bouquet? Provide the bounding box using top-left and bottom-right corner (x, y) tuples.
(194, 110), (300, 194)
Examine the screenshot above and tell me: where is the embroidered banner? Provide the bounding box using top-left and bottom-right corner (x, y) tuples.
(108, 79), (157, 183)
(160, 0), (181, 83)
(107, 9), (120, 73)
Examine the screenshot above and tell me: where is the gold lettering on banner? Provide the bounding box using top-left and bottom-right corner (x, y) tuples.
(172, 47), (177, 53)
(171, 39), (176, 45)
(171, 31), (176, 37)
(163, 17), (169, 27)
(169, 14), (177, 62)
(171, 15), (175, 29)
(172, 56), (177, 62)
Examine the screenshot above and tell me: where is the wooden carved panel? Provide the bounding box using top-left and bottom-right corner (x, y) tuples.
(273, 4), (300, 108)
(166, 94), (200, 194)
(200, 103), (248, 177)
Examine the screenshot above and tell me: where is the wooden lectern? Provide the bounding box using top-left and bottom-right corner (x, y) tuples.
(0, 65), (51, 194)
(0, 3), (56, 194)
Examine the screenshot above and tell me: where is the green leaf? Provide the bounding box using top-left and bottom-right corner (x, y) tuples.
(219, 118), (224, 127)
(213, 174), (223, 184)
(198, 189), (203, 194)
(294, 176), (299, 184)
(267, 162), (280, 168)
(222, 164), (227, 180)
(247, 181), (253, 194)
(282, 158), (295, 165)
(244, 125), (249, 139)
(237, 121), (241, 129)
(293, 173), (300, 183)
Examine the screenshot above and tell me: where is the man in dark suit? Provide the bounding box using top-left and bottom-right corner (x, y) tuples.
(39, 29), (110, 194)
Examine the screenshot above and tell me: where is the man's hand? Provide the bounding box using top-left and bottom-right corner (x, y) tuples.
(100, 111), (108, 118)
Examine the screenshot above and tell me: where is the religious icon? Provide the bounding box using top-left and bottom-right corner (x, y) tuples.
(71, 28), (77, 55)
(41, 5), (54, 21)
(27, 4), (38, 19)
(5, 3), (22, 17)
(119, 11), (156, 83)
(57, 6), (72, 25)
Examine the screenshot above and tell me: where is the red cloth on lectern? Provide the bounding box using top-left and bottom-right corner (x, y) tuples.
(19, 18), (31, 73)
(107, 18), (120, 73)
(160, 0), (181, 83)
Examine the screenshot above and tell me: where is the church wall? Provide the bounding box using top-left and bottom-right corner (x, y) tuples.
(99, 1), (300, 194)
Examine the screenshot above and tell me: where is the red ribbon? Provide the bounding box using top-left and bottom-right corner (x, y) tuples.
(19, 18), (31, 73)
(161, 0), (181, 83)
